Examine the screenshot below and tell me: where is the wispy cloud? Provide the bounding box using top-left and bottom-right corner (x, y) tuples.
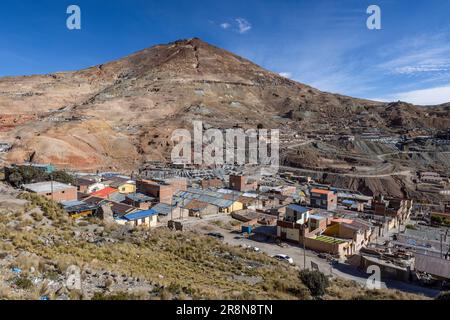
(235, 18), (252, 34)
(213, 18), (252, 34)
(375, 84), (450, 105)
(392, 64), (450, 75)
(377, 33), (450, 77)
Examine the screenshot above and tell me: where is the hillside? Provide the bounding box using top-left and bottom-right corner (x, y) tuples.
(0, 182), (427, 300)
(0, 38), (449, 171)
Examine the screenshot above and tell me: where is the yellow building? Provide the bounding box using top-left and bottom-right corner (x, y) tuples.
(118, 183), (136, 194)
(221, 201), (244, 214)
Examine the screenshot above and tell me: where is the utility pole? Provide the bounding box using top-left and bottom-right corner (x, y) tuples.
(50, 170), (54, 202)
(303, 224), (307, 270)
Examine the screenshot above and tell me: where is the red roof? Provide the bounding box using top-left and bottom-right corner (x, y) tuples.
(91, 187), (118, 198)
(311, 188), (333, 195)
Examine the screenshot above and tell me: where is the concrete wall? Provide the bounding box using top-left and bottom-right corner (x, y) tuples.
(37, 187), (78, 202)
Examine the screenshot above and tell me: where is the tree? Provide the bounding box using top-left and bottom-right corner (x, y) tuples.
(4, 166), (74, 187)
(299, 269), (330, 297)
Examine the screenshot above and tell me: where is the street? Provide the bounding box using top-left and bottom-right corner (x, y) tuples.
(183, 214), (440, 298)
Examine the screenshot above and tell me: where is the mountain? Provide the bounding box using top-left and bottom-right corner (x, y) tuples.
(0, 38), (449, 171)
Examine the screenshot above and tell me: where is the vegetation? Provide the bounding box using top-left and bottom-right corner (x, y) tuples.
(431, 216), (450, 227)
(92, 292), (139, 300)
(0, 191), (429, 300)
(435, 291), (450, 300)
(4, 166), (74, 188)
(14, 277), (34, 290)
(299, 270), (330, 297)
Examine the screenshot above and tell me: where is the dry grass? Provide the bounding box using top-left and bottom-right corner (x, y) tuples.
(0, 192), (430, 300)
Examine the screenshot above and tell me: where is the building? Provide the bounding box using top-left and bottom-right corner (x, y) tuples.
(373, 196), (413, 225)
(137, 178), (187, 204)
(174, 188), (244, 214)
(229, 175), (258, 192)
(74, 178), (106, 194)
(184, 199), (218, 217)
(277, 205), (316, 243)
(104, 176), (136, 194)
(61, 200), (97, 219)
(91, 187), (119, 199)
(123, 193), (155, 210)
(277, 206), (371, 258)
(310, 188), (337, 211)
(151, 202), (188, 222)
(22, 181), (77, 202)
(118, 209), (158, 228)
(201, 178), (223, 189)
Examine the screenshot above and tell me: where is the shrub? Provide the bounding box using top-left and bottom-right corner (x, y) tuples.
(92, 292), (137, 300)
(14, 277), (34, 290)
(4, 166), (74, 188)
(299, 269), (330, 297)
(436, 291), (450, 300)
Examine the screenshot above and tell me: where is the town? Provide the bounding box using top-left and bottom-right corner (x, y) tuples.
(2, 159), (449, 297)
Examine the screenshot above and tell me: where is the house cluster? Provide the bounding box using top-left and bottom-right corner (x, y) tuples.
(16, 172), (188, 229)
(5, 162), (449, 286)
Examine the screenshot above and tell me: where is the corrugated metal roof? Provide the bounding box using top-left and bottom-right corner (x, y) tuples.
(23, 181), (75, 193)
(109, 193), (126, 203)
(287, 204), (310, 214)
(126, 193), (154, 202)
(151, 203), (172, 216)
(176, 189), (234, 208)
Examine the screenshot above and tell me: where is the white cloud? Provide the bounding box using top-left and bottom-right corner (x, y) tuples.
(377, 84), (450, 105)
(393, 64), (450, 75)
(220, 22), (231, 29)
(235, 18), (252, 34)
(377, 33), (450, 76)
(279, 72), (292, 78)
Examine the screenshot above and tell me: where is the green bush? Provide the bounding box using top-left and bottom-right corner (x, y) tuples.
(4, 166), (74, 188)
(299, 269), (330, 297)
(436, 291), (450, 300)
(14, 277), (34, 290)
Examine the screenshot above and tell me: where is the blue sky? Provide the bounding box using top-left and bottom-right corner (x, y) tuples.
(1, 0), (450, 105)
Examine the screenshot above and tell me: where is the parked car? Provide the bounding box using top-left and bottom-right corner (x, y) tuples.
(276, 241), (288, 248)
(318, 253), (330, 259)
(272, 254), (294, 264)
(252, 247), (261, 253)
(207, 232), (224, 240)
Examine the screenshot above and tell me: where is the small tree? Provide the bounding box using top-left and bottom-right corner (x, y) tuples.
(299, 269), (330, 297)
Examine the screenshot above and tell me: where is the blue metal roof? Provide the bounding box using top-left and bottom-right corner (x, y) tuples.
(287, 204), (310, 214)
(124, 209), (157, 221)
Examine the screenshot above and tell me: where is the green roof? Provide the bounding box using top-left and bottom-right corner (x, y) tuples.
(315, 235), (347, 244)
